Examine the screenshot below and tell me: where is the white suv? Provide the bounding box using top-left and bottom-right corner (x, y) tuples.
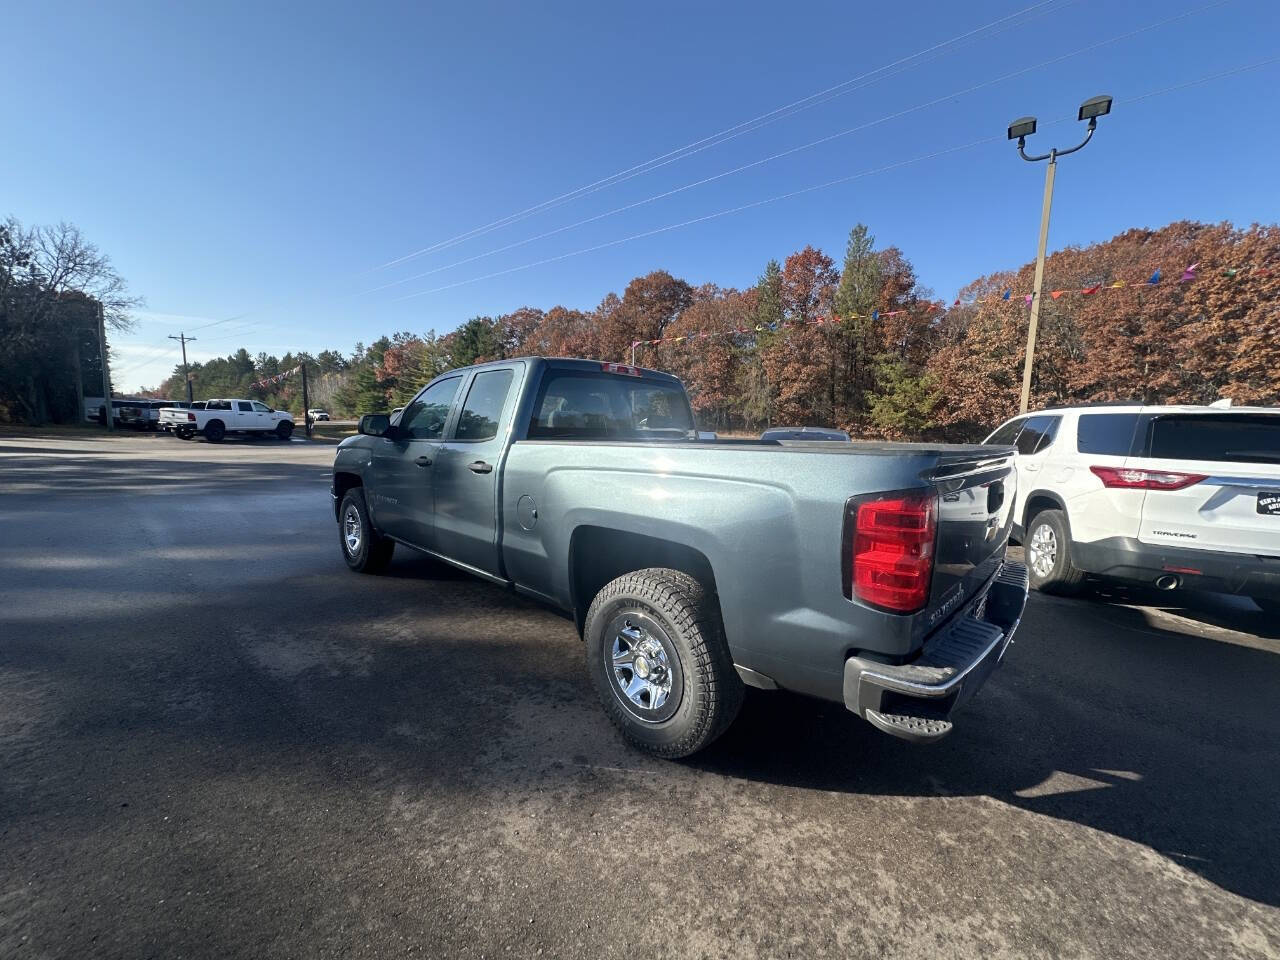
(984, 405), (1280, 612)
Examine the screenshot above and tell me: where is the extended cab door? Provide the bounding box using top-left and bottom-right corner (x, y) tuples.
(368, 375), (464, 549)
(431, 364), (522, 577)
(1135, 413), (1280, 555)
(234, 400), (259, 430)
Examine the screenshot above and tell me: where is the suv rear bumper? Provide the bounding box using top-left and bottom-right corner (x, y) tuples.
(1072, 536), (1280, 600)
(842, 561), (1028, 743)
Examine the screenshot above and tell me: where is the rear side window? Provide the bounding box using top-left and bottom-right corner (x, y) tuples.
(454, 370), (514, 441)
(529, 371), (694, 439)
(1146, 415), (1280, 464)
(237, 401), (253, 412)
(985, 418), (1024, 446)
(1076, 413), (1141, 455)
(1015, 415), (1061, 455)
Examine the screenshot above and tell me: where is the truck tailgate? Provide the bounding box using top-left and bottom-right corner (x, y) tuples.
(922, 449), (1018, 632)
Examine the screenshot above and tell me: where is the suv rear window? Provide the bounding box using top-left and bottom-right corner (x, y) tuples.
(1146, 414), (1280, 464)
(1076, 413), (1141, 455)
(529, 371), (694, 440)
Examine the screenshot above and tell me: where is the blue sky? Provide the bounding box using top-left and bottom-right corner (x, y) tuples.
(7, 0), (1278, 390)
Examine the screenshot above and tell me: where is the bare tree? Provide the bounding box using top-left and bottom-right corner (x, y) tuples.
(0, 217), (141, 422)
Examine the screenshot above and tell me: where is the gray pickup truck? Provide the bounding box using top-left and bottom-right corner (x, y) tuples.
(332, 357), (1027, 757)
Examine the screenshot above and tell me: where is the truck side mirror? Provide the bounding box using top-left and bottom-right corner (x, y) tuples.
(358, 413), (392, 437)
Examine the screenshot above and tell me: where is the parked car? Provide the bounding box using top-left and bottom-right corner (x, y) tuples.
(91, 398), (137, 426)
(307, 408), (331, 422)
(333, 357), (1026, 757)
(159, 399), (295, 442)
(761, 426), (852, 442)
(984, 404), (1280, 611)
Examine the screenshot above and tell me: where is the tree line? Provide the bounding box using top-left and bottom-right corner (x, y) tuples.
(233, 218), (1274, 440)
(6, 213), (1276, 440)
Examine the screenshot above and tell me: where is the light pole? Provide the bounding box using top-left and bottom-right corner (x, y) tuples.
(1009, 94), (1112, 413)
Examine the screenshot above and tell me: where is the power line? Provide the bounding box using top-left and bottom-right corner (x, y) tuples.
(365, 0), (1071, 273)
(388, 52), (1278, 304)
(391, 136), (1004, 302)
(367, 0), (1235, 296)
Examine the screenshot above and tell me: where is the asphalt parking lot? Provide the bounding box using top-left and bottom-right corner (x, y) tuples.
(2, 432), (1278, 960)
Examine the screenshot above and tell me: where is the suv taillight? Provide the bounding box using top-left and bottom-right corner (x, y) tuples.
(849, 491), (937, 613)
(1089, 466), (1206, 490)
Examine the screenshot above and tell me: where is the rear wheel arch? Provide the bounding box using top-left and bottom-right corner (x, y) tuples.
(568, 526), (720, 637)
(1023, 490), (1070, 534)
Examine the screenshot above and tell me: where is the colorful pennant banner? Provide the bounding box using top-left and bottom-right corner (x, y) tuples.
(956, 259), (1273, 310)
(251, 364), (301, 390)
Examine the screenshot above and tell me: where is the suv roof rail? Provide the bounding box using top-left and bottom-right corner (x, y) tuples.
(1043, 400), (1143, 410)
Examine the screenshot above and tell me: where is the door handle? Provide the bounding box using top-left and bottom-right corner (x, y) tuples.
(415, 455), (433, 467)
(468, 460), (493, 474)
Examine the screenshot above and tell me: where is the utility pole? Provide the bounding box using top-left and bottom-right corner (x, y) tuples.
(98, 301), (114, 431)
(168, 332), (197, 403)
(1020, 159), (1056, 415)
(301, 363), (311, 439)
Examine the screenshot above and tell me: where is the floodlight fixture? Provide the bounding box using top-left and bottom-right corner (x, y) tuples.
(1007, 116), (1038, 141)
(1078, 94), (1113, 122)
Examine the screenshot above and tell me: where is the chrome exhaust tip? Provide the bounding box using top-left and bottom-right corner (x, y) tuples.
(1154, 574), (1180, 591)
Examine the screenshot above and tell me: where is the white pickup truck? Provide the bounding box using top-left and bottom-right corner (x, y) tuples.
(159, 399), (295, 442)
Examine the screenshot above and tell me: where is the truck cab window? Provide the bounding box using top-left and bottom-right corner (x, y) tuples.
(529, 373), (694, 439)
(455, 370), (514, 442)
(401, 377), (461, 439)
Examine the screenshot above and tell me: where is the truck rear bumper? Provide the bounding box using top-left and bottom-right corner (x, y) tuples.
(842, 561), (1028, 743)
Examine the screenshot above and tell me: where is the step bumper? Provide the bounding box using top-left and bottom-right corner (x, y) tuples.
(842, 561), (1029, 744)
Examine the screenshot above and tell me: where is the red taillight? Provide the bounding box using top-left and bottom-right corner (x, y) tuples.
(1089, 466), (1206, 490)
(851, 492), (937, 613)
(187, 412), (196, 421)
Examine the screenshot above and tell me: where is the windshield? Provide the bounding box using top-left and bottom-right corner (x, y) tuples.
(528, 371), (694, 440)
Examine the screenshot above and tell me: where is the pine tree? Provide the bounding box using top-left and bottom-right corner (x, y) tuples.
(739, 261), (783, 427)
(868, 357), (940, 439)
(832, 224), (883, 427)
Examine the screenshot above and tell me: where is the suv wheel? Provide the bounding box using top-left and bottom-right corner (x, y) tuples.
(339, 489), (394, 573)
(1025, 509), (1085, 595)
(584, 568), (742, 758)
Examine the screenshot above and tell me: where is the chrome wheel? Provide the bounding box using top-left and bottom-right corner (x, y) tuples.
(1028, 522), (1057, 579)
(608, 614), (679, 722)
(343, 504), (363, 556)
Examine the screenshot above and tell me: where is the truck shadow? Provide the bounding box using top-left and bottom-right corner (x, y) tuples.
(691, 593), (1280, 906)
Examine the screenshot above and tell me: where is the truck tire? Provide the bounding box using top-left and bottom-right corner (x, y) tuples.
(203, 420), (226, 443)
(1025, 509), (1085, 595)
(276, 422), (294, 441)
(584, 568), (743, 758)
(339, 488), (394, 574)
